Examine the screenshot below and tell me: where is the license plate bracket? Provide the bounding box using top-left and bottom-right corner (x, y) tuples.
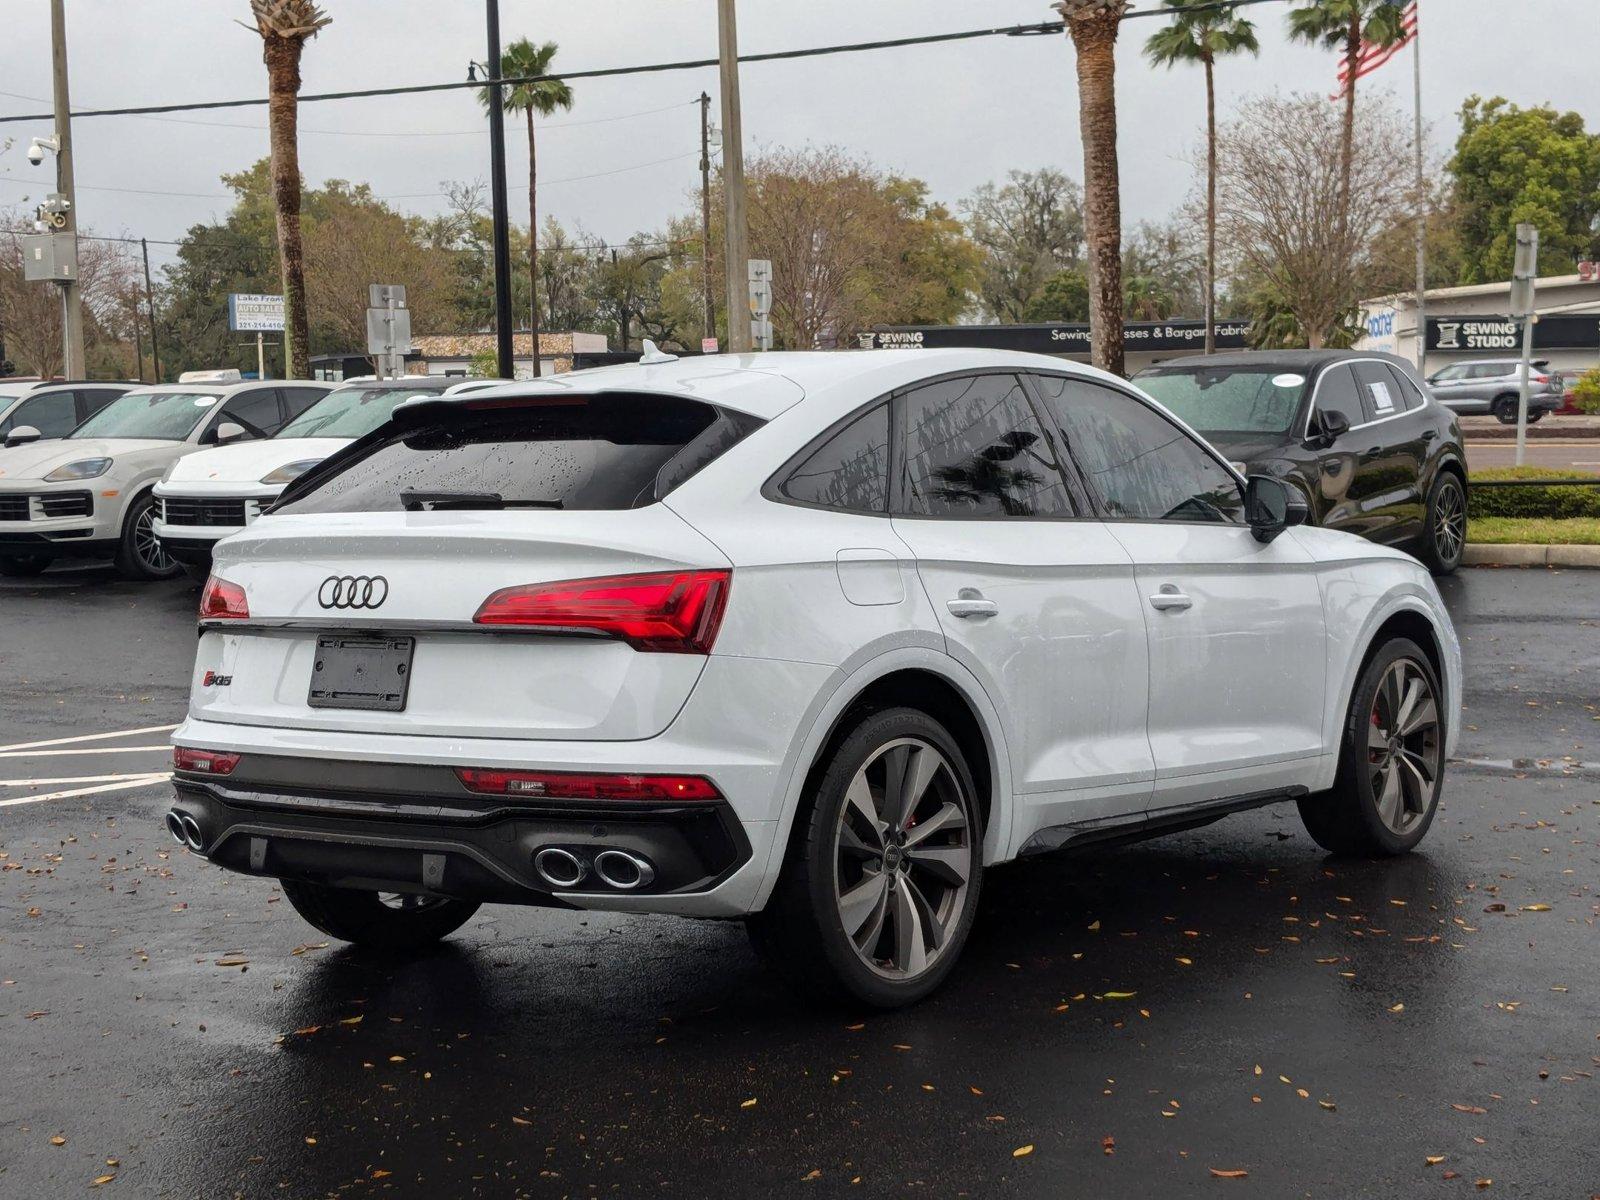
(307, 634), (414, 712)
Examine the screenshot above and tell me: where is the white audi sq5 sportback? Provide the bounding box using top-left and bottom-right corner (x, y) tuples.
(169, 349), (1461, 1007)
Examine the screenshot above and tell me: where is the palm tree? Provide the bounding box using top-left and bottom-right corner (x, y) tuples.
(1053, 0), (1130, 377)
(481, 39), (572, 378)
(243, 0), (330, 379)
(1286, 2), (1409, 252)
(1144, 0), (1258, 354)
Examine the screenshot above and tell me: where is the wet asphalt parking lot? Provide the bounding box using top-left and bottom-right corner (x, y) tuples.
(1, 565), (1596, 1199)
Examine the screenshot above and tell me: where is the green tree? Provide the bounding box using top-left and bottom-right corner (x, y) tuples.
(1144, 0), (1258, 353)
(1286, 1), (1409, 254)
(244, 0), (332, 378)
(1449, 96), (1600, 283)
(481, 39), (573, 376)
(1022, 269), (1090, 322)
(961, 167), (1084, 321)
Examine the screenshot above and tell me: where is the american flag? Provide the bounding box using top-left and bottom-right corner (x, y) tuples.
(1332, 1), (1419, 99)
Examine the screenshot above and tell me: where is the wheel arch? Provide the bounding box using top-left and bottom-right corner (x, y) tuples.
(752, 650), (1013, 912)
(1334, 597), (1456, 763)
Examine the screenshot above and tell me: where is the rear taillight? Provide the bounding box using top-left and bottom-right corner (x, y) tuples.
(454, 768), (720, 802)
(173, 747), (241, 775)
(198, 576), (249, 620)
(473, 569), (730, 654)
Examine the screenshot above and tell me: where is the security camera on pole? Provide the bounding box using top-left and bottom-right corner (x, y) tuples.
(1510, 223), (1538, 467)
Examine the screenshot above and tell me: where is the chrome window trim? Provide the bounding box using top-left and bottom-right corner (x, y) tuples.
(1300, 357), (1431, 441)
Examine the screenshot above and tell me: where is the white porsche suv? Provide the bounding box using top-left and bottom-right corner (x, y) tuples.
(153, 378), (454, 577)
(169, 350), (1461, 1007)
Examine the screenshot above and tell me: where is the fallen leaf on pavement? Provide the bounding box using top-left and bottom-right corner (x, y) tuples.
(1210, 1168), (1248, 1179)
(1013, 1145), (1034, 1158)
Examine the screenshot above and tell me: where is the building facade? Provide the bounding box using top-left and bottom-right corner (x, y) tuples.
(1358, 269), (1600, 382)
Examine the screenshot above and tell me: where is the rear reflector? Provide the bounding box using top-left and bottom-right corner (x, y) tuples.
(473, 569), (730, 654)
(454, 768), (720, 803)
(198, 575), (249, 620)
(173, 746), (241, 775)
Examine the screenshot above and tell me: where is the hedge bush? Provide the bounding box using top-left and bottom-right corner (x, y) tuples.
(1572, 367), (1600, 415)
(1468, 466), (1600, 519)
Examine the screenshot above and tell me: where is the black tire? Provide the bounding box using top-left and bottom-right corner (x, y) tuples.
(1298, 638), (1446, 856)
(1417, 470), (1466, 575)
(1525, 409), (1545, 424)
(114, 492), (182, 581)
(279, 880), (479, 951)
(0, 554), (54, 578)
(1491, 395), (1519, 424)
(748, 707), (983, 1009)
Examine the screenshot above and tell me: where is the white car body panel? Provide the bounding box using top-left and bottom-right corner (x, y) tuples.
(171, 350), (1463, 919)
(153, 437), (348, 543)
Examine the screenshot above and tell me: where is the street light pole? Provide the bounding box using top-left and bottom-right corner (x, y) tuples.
(698, 91), (716, 345)
(484, 0), (515, 380)
(716, 0), (751, 354)
(50, 0), (85, 378)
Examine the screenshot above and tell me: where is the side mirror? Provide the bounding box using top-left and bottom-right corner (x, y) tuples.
(1310, 408), (1350, 448)
(4, 425), (42, 447)
(1245, 475), (1307, 544)
(214, 421), (247, 445)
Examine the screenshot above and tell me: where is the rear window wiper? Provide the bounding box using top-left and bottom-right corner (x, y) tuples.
(399, 488), (563, 511)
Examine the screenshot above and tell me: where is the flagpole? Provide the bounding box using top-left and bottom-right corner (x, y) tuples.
(1412, 1), (1428, 377)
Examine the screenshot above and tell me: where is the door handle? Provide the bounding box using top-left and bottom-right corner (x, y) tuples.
(946, 588), (998, 619)
(1149, 585), (1192, 612)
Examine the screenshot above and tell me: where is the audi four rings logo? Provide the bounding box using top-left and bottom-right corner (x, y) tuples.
(318, 575), (389, 609)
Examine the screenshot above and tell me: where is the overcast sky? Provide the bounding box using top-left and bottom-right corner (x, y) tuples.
(0, 0), (1592, 271)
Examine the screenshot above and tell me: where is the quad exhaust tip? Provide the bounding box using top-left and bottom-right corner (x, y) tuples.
(166, 809), (204, 852)
(593, 849), (656, 891)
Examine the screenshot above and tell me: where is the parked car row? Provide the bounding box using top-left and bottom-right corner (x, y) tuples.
(0, 373), (499, 580)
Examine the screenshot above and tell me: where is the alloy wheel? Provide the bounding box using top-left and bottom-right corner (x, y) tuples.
(1366, 658), (1442, 835)
(832, 737), (974, 981)
(1433, 479), (1465, 564)
(133, 504), (175, 575)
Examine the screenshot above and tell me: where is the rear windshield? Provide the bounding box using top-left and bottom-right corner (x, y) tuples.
(71, 390), (220, 440)
(1135, 367), (1307, 437)
(277, 384), (445, 440)
(275, 393), (762, 515)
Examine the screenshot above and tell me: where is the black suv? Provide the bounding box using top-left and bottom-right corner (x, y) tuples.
(1134, 350), (1468, 574)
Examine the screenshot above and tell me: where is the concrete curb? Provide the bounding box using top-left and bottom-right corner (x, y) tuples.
(1460, 422), (1600, 441)
(1464, 543), (1600, 569)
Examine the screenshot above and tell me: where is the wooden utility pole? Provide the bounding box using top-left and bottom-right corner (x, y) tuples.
(51, 0), (85, 378)
(698, 91), (716, 345)
(716, 0), (750, 353)
(484, 0), (515, 379)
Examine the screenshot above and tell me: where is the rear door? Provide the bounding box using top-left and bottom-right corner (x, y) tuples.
(1032, 373), (1325, 811)
(193, 392), (754, 741)
(1348, 360), (1427, 544)
(886, 372), (1154, 829)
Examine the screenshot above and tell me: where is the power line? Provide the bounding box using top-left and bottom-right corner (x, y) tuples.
(0, 3), (1295, 127)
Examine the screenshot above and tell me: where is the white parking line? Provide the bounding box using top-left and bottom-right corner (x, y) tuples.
(0, 773), (170, 788)
(0, 746), (172, 759)
(0, 723), (179, 754)
(0, 774), (171, 807)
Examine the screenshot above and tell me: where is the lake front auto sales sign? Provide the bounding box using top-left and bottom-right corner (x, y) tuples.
(228, 293), (286, 333)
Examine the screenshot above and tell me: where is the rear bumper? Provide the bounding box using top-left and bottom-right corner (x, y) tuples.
(169, 762), (752, 908)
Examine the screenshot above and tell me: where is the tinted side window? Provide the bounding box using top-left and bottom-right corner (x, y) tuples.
(281, 387), (327, 420)
(1314, 366), (1364, 428)
(780, 403), (889, 513)
(219, 388), (283, 438)
(6, 392), (78, 437)
(1384, 364), (1426, 411)
(1351, 362), (1402, 422)
(1033, 375), (1244, 525)
(896, 374), (1078, 518)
